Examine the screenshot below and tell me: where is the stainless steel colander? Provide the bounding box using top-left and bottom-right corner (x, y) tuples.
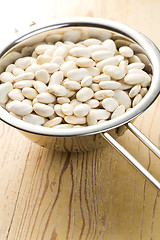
(0, 18), (160, 190)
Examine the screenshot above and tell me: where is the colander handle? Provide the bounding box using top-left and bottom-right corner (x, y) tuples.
(101, 122), (160, 191)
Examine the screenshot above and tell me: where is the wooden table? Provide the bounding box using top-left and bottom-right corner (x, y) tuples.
(0, 0), (160, 239)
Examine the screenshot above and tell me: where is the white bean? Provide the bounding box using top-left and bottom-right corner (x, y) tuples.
(69, 47), (90, 58)
(23, 114), (45, 125)
(51, 56), (64, 66)
(62, 78), (69, 85)
(22, 99), (32, 106)
(37, 55), (52, 64)
(87, 112), (97, 125)
(0, 51), (21, 73)
(0, 72), (15, 83)
(13, 68), (25, 76)
(43, 117), (62, 127)
(115, 55), (124, 62)
(124, 73), (145, 85)
(103, 65), (125, 80)
(119, 82), (132, 90)
(70, 99), (81, 108)
(55, 41), (64, 46)
(33, 81), (48, 93)
(48, 84), (69, 97)
(48, 114), (58, 120)
(86, 67), (100, 77)
(8, 89), (24, 101)
(76, 87), (94, 102)
(129, 55), (141, 63)
(7, 100), (33, 116)
(35, 69), (50, 84)
(36, 93), (56, 104)
(81, 76), (92, 87)
(129, 85), (141, 98)
(102, 39), (117, 54)
(118, 60), (128, 73)
(64, 115), (86, 124)
(14, 72), (34, 82)
(61, 103), (74, 116)
(57, 97), (70, 104)
(53, 44), (69, 58)
(119, 46), (134, 57)
(83, 38), (102, 46)
(76, 57), (95, 68)
(64, 81), (81, 91)
(64, 42), (75, 50)
(26, 63), (41, 73)
(44, 48), (55, 57)
(141, 75), (151, 87)
(5, 64), (15, 73)
(14, 80), (34, 88)
(90, 109), (110, 120)
(66, 90), (75, 98)
(54, 104), (65, 117)
(96, 57), (119, 72)
(32, 98), (38, 105)
(49, 71), (63, 85)
(63, 30), (82, 43)
(115, 39), (131, 48)
(41, 63), (59, 73)
(136, 53), (151, 72)
(32, 51), (38, 58)
(21, 46), (34, 57)
(22, 87), (38, 100)
(99, 81), (121, 90)
(111, 105), (125, 119)
(67, 68), (89, 81)
(114, 90), (131, 109)
(140, 87), (147, 97)
(91, 50), (113, 61)
(102, 98), (119, 112)
(45, 34), (62, 44)
(33, 103), (54, 117)
(65, 55), (77, 62)
(86, 99), (99, 108)
(91, 83), (101, 92)
(35, 44), (56, 54)
(129, 69), (151, 87)
(127, 62), (145, 70)
(0, 82), (13, 104)
(15, 57), (33, 69)
(89, 29), (112, 41)
(74, 103), (90, 117)
(132, 94), (142, 107)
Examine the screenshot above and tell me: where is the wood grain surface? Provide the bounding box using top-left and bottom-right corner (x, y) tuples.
(0, 0), (160, 239)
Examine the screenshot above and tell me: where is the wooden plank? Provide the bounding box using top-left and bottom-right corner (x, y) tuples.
(0, 123), (33, 239)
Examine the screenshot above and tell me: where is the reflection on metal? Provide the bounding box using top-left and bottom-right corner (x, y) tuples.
(127, 122), (160, 158)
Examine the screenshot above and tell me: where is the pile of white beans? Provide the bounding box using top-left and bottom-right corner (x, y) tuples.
(0, 30), (152, 128)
